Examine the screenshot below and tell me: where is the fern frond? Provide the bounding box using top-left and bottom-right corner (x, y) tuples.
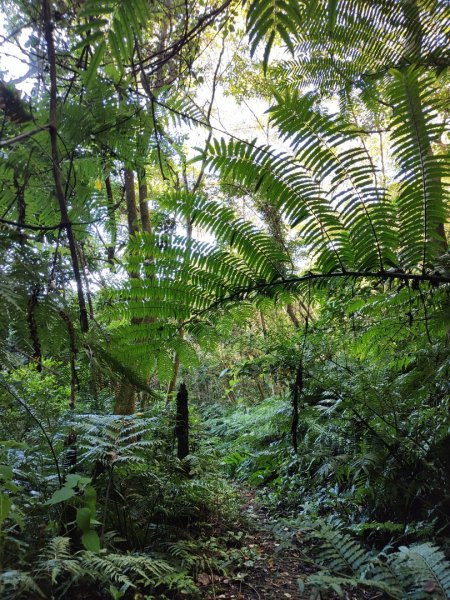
(35, 537), (83, 582)
(269, 91), (398, 270)
(388, 66), (449, 271)
(396, 543), (450, 599)
(69, 413), (160, 466)
(313, 523), (371, 575)
(273, 0), (450, 93)
(246, 0), (303, 69)
(80, 551), (174, 586)
(206, 138), (354, 272)
(76, 0), (152, 82)
(0, 570), (45, 600)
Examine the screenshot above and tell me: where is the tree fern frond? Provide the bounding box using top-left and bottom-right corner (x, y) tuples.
(245, 0), (303, 69)
(273, 0), (450, 93)
(205, 138), (354, 272)
(76, 0), (152, 81)
(269, 91), (397, 270)
(388, 66), (449, 271)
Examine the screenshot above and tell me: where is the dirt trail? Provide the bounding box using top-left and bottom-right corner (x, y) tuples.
(201, 490), (311, 599)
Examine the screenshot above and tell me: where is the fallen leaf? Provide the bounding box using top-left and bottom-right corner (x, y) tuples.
(197, 572), (210, 586)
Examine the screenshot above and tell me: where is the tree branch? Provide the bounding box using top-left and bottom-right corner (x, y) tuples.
(0, 124), (50, 148)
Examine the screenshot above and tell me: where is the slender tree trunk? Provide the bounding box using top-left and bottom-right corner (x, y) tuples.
(256, 378), (265, 400)
(286, 303), (300, 329)
(27, 285), (42, 372)
(113, 169), (141, 413)
(291, 365), (303, 453)
(166, 353), (180, 403)
(125, 168), (139, 237)
(59, 310), (79, 410)
(43, 0), (89, 332)
(138, 170), (152, 234)
(104, 174), (117, 265)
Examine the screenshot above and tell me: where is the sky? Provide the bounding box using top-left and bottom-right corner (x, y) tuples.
(0, 15), (34, 92)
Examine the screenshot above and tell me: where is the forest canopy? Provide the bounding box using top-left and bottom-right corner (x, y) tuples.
(0, 0), (449, 599)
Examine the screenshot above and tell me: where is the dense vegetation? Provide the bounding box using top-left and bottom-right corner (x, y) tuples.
(0, 0), (449, 598)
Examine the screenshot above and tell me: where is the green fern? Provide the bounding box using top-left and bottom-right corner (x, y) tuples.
(76, 0), (152, 83)
(308, 524), (450, 599)
(68, 412), (161, 467)
(0, 570), (45, 600)
(246, 0), (303, 69)
(396, 543), (450, 599)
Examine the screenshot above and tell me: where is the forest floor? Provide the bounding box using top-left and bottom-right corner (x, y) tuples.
(199, 490), (378, 600)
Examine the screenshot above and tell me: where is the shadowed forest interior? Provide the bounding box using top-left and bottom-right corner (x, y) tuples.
(0, 0), (449, 598)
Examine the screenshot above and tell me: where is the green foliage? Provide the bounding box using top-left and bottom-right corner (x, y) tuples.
(272, 0), (450, 93)
(76, 0), (152, 80)
(303, 523), (450, 599)
(388, 67), (449, 269)
(246, 0), (302, 69)
(0, 1), (449, 599)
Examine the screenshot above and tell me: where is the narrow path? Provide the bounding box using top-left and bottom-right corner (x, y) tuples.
(199, 490), (378, 600)
(201, 490), (312, 599)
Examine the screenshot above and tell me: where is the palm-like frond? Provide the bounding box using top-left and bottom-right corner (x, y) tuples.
(108, 71), (449, 376)
(205, 138), (353, 272)
(207, 92), (401, 271)
(269, 92), (397, 270)
(105, 195), (290, 373)
(388, 67), (449, 271)
(246, 0), (303, 68)
(272, 0), (450, 93)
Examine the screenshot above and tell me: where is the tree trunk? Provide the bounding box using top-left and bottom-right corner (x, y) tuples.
(166, 353), (180, 403)
(138, 170), (152, 234)
(125, 168), (139, 237)
(175, 382), (189, 461)
(104, 174), (117, 265)
(43, 0), (89, 332)
(114, 380), (136, 415)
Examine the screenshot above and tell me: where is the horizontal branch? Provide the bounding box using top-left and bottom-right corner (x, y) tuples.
(0, 124), (50, 148)
(253, 270), (450, 291)
(0, 200), (123, 232)
(178, 269), (450, 329)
